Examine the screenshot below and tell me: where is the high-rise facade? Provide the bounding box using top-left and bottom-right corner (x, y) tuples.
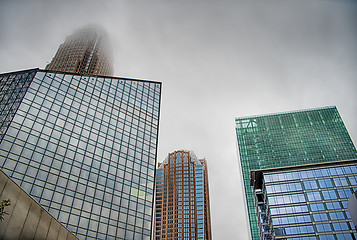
(0, 68), (161, 240)
(45, 25), (114, 76)
(155, 150), (212, 240)
(251, 160), (357, 239)
(235, 106), (357, 239)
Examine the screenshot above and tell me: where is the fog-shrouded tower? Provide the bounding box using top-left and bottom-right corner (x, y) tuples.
(45, 25), (114, 76)
(155, 150), (212, 240)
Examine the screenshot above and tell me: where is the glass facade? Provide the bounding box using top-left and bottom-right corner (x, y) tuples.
(235, 107), (357, 239)
(0, 69), (161, 240)
(155, 150), (212, 240)
(252, 160), (357, 239)
(0, 69), (37, 142)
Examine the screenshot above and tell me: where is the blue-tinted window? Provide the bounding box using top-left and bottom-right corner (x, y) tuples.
(333, 222), (349, 231)
(303, 180), (318, 190)
(266, 182), (302, 194)
(338, 188), (353, 199)
(325, 201), (341, 210)
(322, 190), (338, 200)
(316, 223), (332, 233)
(307, 191), (322, 202)
(348, 176), (357, 185)
(336, 233), (355, 240)
(318, 178), (333, 188)
(270, 205), (308, 215)
(272, 215), (311, 226)
(312, 213), (328, 222)
(320, 235), (335, 240)
(284, 225), (314, 235)
(333, 177), (348, 187)
(329, 212), (345, 220)
(268, 194), (305, 205)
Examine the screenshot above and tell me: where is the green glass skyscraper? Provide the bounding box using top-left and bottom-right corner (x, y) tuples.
(235, 106), (357, 239)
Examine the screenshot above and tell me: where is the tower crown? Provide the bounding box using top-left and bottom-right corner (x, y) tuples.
(45, 25), (114, 76)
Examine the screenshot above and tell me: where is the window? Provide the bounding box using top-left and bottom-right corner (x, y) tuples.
(333, 222), (349, 231)
(316, 223), (332, 233)
(272, 215), (311, 225)
(313, 213), (328, 222)
(333, 177), (348, 187)
(267, 182), (302, 193)
(322, 190), (338, 200)
(329, 212), (345, 220)
(283, 225), (314, 235)
(270, 205), (308, 215)
(318, 178), (333, 188)
(307, 191), (322, 202)
(310, 203), (325, 211)
(268, 193), (305, 205)
(337, 188), (352, 199)
(326, 201), (341, 210)
(303, 180), (318, 190)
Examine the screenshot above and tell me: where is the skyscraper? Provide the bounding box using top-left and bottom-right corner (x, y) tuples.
(0, 68), (161, 239)
(251, 159), (357, 239)
(235, 106), (357, 239)
(45, 25), (114, 76)
(155, 150), (212, 240)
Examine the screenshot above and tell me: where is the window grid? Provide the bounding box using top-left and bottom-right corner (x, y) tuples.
(0, 70), (161, 240)
(155, 151), (209, 240)
(255, 163), (357, 239)
(236, 107), (357, 240)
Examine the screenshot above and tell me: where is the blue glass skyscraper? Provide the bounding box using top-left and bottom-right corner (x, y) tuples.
(251, 160), (357, 239)
(0, 69), (161, 240)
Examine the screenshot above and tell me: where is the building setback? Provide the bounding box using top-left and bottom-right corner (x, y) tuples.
(45, 25), (114, 76)
(235, 106), (357, 240)
(155, 150), (212, 240)
(251, 160), (357, 239)
(0, 69), (161, 239)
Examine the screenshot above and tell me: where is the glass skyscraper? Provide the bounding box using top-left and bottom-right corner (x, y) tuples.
(155, 150), (212, 240)
(235, 107), (357, 239)
(251, 160), (357, 239)
(0, 68), (161, 239)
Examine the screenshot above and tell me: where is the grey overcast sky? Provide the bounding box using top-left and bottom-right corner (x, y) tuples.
(1, 0), (357, 239)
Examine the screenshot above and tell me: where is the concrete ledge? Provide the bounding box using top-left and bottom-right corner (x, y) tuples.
(0, 170), (78, 240)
